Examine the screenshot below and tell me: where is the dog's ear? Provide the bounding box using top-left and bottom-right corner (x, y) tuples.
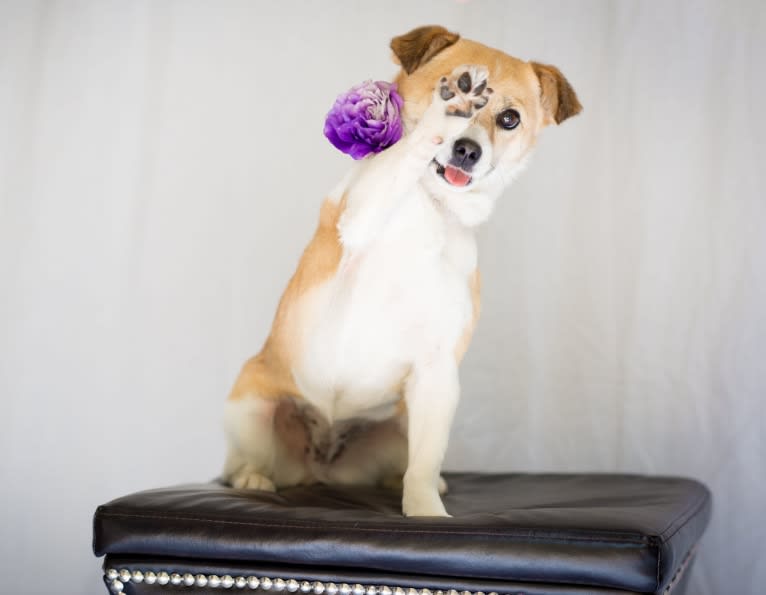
(530, 62), (582, 125)
(390, 25), (460, 74)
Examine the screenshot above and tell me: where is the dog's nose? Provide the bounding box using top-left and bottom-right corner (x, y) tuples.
(451, 138), (482, 171)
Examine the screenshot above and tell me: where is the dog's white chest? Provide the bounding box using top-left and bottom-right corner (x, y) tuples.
(293, 188), (476, 423)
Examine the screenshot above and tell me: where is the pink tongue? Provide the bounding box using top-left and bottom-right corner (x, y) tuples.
(444, 165), (471, 187)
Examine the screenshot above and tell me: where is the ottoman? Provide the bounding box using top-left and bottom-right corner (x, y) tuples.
(93, 473), (711, 595)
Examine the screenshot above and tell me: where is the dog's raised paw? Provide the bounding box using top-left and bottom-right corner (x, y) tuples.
(438, 65), (492, 118)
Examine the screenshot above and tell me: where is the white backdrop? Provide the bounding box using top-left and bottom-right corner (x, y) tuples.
(1, 1), (764, 593)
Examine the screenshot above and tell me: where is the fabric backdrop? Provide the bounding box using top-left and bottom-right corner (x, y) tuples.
(1, 1), (764, 593)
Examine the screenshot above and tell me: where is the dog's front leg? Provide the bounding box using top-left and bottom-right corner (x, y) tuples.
(389, 64), (493, 193)
(340, 66), (492, 249)
(402, 357), (459, 517)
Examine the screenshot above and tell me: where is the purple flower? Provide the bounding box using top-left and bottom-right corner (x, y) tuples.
(324, 80), (404, 160)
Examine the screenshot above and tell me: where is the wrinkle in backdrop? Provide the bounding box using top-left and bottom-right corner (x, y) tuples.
(0, 1), (764, 594)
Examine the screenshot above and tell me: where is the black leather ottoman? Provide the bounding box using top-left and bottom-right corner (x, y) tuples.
(93, 473), (711, 595)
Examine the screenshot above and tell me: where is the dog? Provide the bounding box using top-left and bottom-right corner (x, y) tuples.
(222, 25), (581, 516)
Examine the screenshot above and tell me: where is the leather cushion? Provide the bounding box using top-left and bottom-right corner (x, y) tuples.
(92, 473), (711, 593)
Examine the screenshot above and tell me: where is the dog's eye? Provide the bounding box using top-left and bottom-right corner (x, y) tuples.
(496, 109), (521, 130)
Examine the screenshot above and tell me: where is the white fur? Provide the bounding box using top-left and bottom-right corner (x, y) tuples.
(225, 70), (530, 516)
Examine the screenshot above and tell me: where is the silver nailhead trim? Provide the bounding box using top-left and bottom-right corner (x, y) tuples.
(103, 569), (503, 595)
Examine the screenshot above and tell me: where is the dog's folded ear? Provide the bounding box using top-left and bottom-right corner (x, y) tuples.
(530, 62), (583, 126)
(390, 25), (460, 74)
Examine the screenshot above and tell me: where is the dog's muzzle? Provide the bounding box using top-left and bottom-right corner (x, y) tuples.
(434, 137), (483, 187)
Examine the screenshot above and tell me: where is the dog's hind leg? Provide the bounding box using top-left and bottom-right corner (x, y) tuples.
(224, 397), (275, 490)
(223, 356), (311, 490)
(224, 395), (313, 490)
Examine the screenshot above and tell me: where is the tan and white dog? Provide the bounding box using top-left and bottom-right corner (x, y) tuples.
(223, 26), (581, 516)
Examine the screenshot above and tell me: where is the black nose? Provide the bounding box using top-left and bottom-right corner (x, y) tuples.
(451, 138), (482, 171)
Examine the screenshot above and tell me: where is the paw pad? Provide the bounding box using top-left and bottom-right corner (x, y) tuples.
(438, 65), (493, 118)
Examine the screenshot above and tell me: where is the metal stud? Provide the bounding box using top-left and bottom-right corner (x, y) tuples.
(103, 570), (490, 595)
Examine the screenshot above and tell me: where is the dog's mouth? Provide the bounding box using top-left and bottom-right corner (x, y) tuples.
(433, 160), (472, 188)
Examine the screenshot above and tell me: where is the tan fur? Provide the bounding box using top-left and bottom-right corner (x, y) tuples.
(225, 27), (580, 511)
(395, 38), (580, 158)
(231, 34), (580, 406)
(455, 270), (482, 362)
(228, 197), (345, 401)
(390, 25), (460, 74)
(530, 62), (583, 125)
